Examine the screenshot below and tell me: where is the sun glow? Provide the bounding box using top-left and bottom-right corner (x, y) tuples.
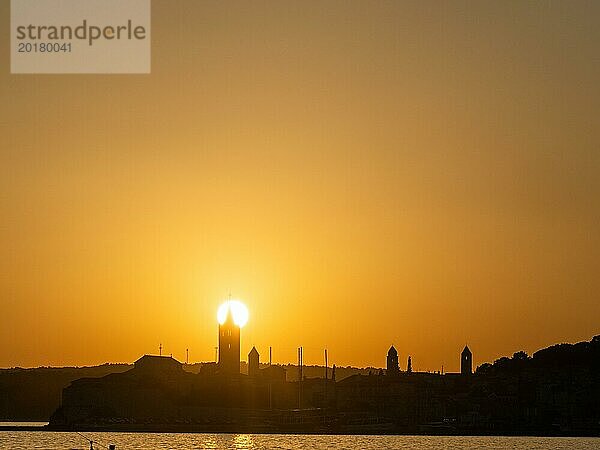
(217, 300), (249, 328)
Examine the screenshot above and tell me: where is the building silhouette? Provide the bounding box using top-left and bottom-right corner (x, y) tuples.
(387, 345), (399, 375)
(407, 355), (412, 374)
(134, 355), (182, 374)
(248, 346), (260, 377)
(218, 306), (241, 375)
(461, 345), (472, 375)
(44, 335), (600, 435)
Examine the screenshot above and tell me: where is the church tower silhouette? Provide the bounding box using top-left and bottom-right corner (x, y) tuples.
(218, 306), (240, 376)
(248, 346), (260, 377)
(461, 345), (472, 375)
(387, 345), (399, 375)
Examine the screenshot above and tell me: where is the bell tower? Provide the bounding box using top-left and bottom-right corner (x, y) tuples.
(218, 308), (241, 375)
(248, 346), (260, 377)
(387, 345), (399, 375)
(461, 345), (472, 375)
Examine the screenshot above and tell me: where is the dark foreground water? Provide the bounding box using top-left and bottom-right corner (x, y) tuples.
(0, 432), (599, 450)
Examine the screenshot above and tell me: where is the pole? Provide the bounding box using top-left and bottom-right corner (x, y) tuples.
(324, 348), (328, 408)
(297, 347), (301, 409)
(268, 347), (273, 409)
(300, 347), (304, 380)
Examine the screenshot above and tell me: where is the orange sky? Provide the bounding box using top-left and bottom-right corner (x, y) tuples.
(1, 1), (599, 372)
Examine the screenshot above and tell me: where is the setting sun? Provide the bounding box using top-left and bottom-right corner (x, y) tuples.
(217, 300), (249, 328)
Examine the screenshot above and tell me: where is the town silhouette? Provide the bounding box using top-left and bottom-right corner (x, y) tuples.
(2, 302), (598, 436)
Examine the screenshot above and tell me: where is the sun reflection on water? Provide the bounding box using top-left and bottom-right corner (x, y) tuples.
(233, 434), (254, 449)
(200, 435), (219, 449)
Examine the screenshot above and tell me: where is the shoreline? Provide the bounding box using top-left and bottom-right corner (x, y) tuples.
(1, 425), (598, 438)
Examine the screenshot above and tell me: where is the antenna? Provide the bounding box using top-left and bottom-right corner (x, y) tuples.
(159, 343), (162, 357)
(269, 346), (272, 366)
(324, 349), (328, 380)
(186, 348), (189, 365)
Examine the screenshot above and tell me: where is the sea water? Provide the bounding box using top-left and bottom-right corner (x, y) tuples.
(0, 431), (599, 450)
